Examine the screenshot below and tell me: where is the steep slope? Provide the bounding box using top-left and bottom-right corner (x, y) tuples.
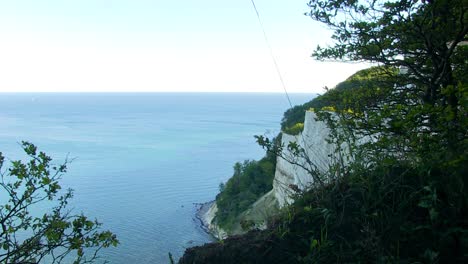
(201, 68), (386, 237)
(272, 111), (336, 207)
(201, 111), (337, 237)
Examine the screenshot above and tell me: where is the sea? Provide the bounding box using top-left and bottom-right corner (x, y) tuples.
(0, 93), (313, 263)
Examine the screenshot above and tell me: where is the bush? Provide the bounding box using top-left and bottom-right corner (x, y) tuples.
(283, 122), (304, 135)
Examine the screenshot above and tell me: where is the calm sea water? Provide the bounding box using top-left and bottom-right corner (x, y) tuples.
(0, 93), (313, 263)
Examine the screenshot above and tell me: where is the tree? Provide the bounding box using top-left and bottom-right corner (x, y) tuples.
(301, 1), (468, 261)
(306, 0), (467, 159)
(307, 0), (466, 99)
(0, 142), (118, 263)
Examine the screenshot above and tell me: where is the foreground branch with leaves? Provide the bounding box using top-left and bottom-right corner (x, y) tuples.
(0, 142), (118, 263)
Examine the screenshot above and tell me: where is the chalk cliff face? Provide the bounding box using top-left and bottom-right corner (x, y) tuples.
(272, 111), (336, 207)
(203, 111), (337, 236)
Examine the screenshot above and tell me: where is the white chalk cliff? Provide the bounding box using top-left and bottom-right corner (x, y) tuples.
(272, 111), (337, 207)
(203, 111), (339, 237)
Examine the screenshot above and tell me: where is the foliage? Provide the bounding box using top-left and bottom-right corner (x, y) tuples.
(214, 135), (280, 231)
(278, 159), (468, 263)
(281, 0), (468, 262)
(281, 66), (392, 133)
(215, 158), (275, 230)
(282, 122), (304, 135)
(180, 160), (468, 264)
(290, 1), (468, 261)
(0, 142), (118, 263)
(307, 0), (467, 154)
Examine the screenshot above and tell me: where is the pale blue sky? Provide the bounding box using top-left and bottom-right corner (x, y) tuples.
(0, 0), (369, 93)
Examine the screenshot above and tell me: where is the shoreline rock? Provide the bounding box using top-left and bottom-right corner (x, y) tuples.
(194, 201), (227, 240)
(194, 201), (214, 234)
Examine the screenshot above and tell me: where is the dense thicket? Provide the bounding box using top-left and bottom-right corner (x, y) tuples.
(180, 160), (468, 263)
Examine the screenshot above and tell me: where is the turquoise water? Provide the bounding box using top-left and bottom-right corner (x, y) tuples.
(0, 93), (313, 263)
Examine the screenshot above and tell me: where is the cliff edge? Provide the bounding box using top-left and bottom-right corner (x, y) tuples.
(201, 111), (337, 236)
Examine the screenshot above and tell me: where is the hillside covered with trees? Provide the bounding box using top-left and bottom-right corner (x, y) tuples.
(180, 0), (467, 263)
(215, 147), (278, 231)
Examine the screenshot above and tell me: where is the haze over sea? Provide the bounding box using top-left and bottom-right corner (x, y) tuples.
(0, 92), (312, 263)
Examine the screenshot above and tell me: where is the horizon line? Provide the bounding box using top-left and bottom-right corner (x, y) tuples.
(0, 91), (318, 94)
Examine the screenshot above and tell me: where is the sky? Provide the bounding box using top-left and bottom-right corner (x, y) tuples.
(0, 0), (370, 93)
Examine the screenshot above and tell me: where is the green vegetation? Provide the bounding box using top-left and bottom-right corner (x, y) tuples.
(281, 66), (391, 134)
(282, 122), (304, 135)
(180, 0), (467, 263)
(215, 135), (281, 231)
(181, 157), (467, 263)
(0, 142), (118, 263)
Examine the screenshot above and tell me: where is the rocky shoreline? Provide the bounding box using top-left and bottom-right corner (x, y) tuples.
(194, 201), (214, 234)
(194, 200), (227, 240)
